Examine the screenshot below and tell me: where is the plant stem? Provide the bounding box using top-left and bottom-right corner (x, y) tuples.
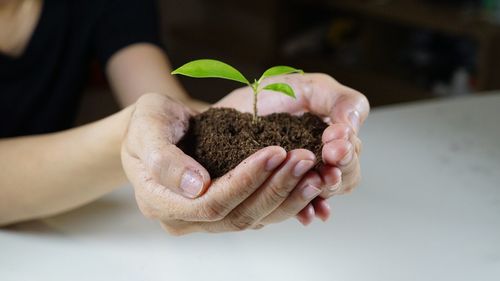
(253, 91), (258, 122)
(251, 81), (259, 123)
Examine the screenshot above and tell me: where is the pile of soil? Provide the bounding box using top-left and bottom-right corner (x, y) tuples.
(180, 108), (328, 178)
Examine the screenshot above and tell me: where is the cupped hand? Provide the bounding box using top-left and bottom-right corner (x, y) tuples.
(122, 93), (328, 235)
(215, 73), (370, 224)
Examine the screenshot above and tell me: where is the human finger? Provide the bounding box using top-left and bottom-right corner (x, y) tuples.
(210, 149), (316, 231)
(260, 171), (322, 225)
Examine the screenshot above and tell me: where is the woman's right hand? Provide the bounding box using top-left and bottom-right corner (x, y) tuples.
(121, 93), (324, 235)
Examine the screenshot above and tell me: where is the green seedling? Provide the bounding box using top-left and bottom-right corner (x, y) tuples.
(171, 59), (303, 122)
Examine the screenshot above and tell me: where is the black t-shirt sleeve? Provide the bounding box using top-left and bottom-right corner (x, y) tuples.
(92, 0), (161, 66)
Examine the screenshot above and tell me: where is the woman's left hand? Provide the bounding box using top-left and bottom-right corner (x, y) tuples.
(214, 73), (370, 225)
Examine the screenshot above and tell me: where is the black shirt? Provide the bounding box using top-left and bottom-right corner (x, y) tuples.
(0, 0), (160, 137)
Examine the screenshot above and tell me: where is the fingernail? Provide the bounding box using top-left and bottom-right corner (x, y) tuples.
(323, 168), (342, 191)
(180, 169), (203, 198)
(266, 153), (285, 171)
(329, 182), (341, 193)
(301, 184), (321, 200)
(339, 143), (353, 166)
(293, 160), (315, 177)
(349, 111), (360, 133)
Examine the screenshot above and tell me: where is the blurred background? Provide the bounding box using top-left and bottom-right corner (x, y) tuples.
(77, 0), (500, 123)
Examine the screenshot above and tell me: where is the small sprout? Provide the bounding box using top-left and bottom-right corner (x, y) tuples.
(172, 59), (303, 122)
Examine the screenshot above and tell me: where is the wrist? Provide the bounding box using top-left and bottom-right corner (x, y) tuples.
(108, 105), (135, 158)
(83, 105), (135, 184)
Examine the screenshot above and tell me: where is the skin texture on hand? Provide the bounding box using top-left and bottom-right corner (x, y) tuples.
(121, 93), (329, 235)
(122, 72), (369, 234)
(215, 73), (370, 224)
(105, 44), (338, 232)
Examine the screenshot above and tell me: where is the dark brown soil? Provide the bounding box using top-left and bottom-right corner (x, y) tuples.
(179, 108), (328, 178)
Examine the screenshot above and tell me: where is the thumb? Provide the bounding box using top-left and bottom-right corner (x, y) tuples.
(330, 89), (370, 134)
(129, 93), (211, 199)
(146, 144), (211, 199)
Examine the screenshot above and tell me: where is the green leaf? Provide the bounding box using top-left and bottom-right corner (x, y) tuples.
(171, 59), (250, 85)
(262, 83), (296, 99)
(258, 66), (304, 82)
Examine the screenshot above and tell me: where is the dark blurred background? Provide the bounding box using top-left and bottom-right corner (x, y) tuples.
(77, 0), (500, 123)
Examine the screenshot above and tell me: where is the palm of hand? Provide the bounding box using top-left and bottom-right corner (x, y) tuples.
(213, 73), (369, 223)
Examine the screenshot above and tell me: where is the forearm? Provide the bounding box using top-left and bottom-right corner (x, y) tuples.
(0, 106), (134, 226)
(107, 43), (209, 112)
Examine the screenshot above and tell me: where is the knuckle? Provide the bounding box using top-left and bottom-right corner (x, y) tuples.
(237, 169), (259, 189)
(146, 149), (164, 171)
(276, 205), (296, 220)
(227, 212), (256, 231)
(267, 182), (291, 202)
(202, 200), (227, 221)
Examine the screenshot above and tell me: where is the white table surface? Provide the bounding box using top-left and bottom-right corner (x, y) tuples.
(1, 94), (500, 281)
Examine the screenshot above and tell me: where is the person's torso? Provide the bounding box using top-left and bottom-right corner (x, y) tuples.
(0, 0), (104, 137)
